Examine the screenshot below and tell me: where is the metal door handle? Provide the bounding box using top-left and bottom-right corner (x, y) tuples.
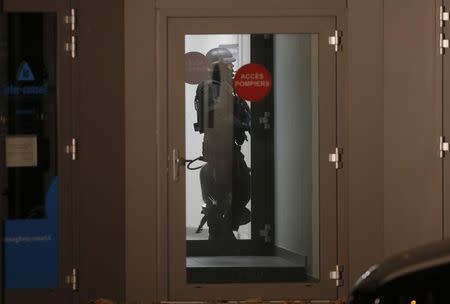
(172, 149), (185, 182)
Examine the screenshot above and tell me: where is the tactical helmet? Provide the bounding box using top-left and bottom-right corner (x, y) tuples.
(205, 47), (236, 65)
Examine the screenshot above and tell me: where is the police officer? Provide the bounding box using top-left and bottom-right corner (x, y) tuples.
(193, 47), (251, 240)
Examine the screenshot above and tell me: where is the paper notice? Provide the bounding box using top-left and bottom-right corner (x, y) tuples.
(6, 135), (38, 167)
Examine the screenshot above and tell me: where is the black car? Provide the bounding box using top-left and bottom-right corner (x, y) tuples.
(349, 239), (450, 304)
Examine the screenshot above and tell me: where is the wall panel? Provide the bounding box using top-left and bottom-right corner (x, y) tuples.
(73, 0), (126, 302)
(156, 0), (346, 10)
(384, 0), (442, 256)
(347, 0), (384, 288)
(125, 0), (158, 302)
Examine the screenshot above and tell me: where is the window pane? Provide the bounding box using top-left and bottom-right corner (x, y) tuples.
(184, 33), (319, 283)
(0, 12), (59, 289)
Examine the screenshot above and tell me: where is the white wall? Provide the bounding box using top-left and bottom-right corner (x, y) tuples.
(274, 34), (319, 278)
(184, 35), (251, 239)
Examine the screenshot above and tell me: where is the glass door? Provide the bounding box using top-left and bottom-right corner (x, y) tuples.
(166, 17), (338, 300)
(1, 2), (73, 303)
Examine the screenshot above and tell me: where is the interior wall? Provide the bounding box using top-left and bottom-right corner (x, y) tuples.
(273, 34), (319, 278)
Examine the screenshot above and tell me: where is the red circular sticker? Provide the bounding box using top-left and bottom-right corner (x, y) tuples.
(185, 52), (209, 84)
(233, 63), (272, 102)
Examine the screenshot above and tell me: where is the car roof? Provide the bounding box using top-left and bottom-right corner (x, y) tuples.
(351, 239), (450, 294)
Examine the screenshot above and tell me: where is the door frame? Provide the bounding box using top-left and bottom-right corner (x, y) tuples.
(157, 8), (348, 300)
(1, 1), (74, 303)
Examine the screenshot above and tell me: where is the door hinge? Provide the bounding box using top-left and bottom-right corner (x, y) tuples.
(328, 147), (343, 169)
(441, 6), (449, 28)
(64, 8), (76, 32)
(440, 136), (449, 158)
(440, 33), (449, 55)
(64, 9), (77, 58)
(328, 30), (342, 52)
(329, 265), (344, 287)
(259, 224), (272, 243)
(65, 138), (77, 161)
(440, 6), (449, 55)
(65, 35), (76, 59)
(65, 268), (78, 291)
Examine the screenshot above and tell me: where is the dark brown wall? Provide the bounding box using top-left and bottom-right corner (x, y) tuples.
(3, 0), (66, 11)
(384, 0), (442, 256)
(124, 0), (158, 303)
(347, 0), (384, 288)
(347, 0), (447, 289)
(445, 0), (450, 239)
(73, 0), (126, 302)
(348, 0), (446, 287)
(155, 0), (344, 9)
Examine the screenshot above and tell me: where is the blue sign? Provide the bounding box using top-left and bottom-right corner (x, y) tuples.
(16, 61), (35, 82)
(2, 61), (48, 97)
(3, 85), (48, 96)
(4, 177), (59, 289)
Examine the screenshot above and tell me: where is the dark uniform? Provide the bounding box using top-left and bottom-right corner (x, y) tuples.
(193, 48), (251, 240)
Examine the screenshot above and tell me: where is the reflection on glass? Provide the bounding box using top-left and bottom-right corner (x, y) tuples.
(0, 13), (59, 289)
(185, 35), (252, 241)
(185, 34), (319, 284)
